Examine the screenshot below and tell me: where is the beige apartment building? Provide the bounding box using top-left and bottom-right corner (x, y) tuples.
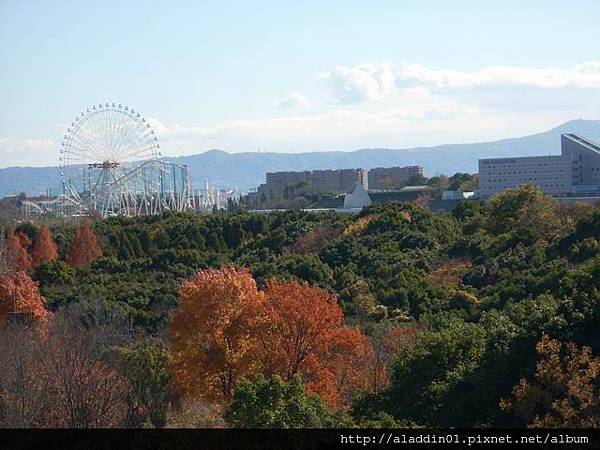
(368, 166), (423, 190)
(257, 168), (368, 199)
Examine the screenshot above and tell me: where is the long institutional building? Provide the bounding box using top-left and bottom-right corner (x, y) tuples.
(479, 134), (600, 198)
(256, 166), (423, 199)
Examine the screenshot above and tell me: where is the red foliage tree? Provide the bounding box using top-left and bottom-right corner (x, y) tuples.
(66, 220), (103, 267)
(299, 326), (374, 407)
(0, 271), (50, 325)
(170, 267), (264, 402)
(259, 279), (374, 408)
(32, 226), (58, 269)
(258, 280), (344, 380)
(6, 231), (32, 272)
(169, 269), (375, 409)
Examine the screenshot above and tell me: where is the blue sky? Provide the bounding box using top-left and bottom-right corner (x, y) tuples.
(1, 0), (600, 167)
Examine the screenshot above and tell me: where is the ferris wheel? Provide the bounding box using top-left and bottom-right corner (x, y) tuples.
(59, 102), (161, 200)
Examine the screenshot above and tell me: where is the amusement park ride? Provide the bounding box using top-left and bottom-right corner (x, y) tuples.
(23, 103), (196, 218)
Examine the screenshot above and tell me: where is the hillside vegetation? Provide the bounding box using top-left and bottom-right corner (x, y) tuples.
(2, 185), (600, 427)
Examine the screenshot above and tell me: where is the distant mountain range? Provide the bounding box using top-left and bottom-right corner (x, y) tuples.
(2, 119), (600, 197)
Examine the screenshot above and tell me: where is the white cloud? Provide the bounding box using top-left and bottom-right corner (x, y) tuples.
(133, 103), (593, 159)
(0, 138), (56, 167)
(396, 61), (600, 89)
(0, 104), (594, 167)
(319, 61), (600, 103)
(3, 60), (600, 167)
(142, 100), (484, 154)
(0, 138), (54, 150)
(318, 63), (397, 103)
(276, 93), (310, 110)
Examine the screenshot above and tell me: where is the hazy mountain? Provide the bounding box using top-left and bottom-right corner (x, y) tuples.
(2, 119), (600, 197)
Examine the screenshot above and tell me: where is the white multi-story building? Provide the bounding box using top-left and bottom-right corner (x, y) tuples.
(479, 133), (600, 198)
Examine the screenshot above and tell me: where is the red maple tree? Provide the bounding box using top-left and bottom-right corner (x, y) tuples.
(260, 279), (373, 408)
(170, 267), (264, 401)
(169, 268), (375, 409)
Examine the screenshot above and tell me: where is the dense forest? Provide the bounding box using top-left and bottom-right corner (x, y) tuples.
(1, 184), (600, 428)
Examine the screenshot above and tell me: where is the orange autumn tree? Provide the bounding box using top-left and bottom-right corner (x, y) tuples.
(300, 326), (374, 408)
(6, 231), (33, 272)
(170, 267), (264, 401)
(0, 271), (50, 324)
(259, 279), (374, 408)
(32, 225), (58, 269)
(169, 268), (375, 409)
(66, 220), (103, 267)
(257, 280), (345, 380)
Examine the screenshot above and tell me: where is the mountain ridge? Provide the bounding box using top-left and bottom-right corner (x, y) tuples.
(2, 119), (600, 197)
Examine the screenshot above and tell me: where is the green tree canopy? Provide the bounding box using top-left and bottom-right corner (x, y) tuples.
(224, 375), (348, 428)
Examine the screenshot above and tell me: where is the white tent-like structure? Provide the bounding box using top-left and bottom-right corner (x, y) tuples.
(343, 182), (372, 209)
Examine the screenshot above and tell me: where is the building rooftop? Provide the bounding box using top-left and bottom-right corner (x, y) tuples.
(399, 185), (434, 192)
(563, 133), (600, 155)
